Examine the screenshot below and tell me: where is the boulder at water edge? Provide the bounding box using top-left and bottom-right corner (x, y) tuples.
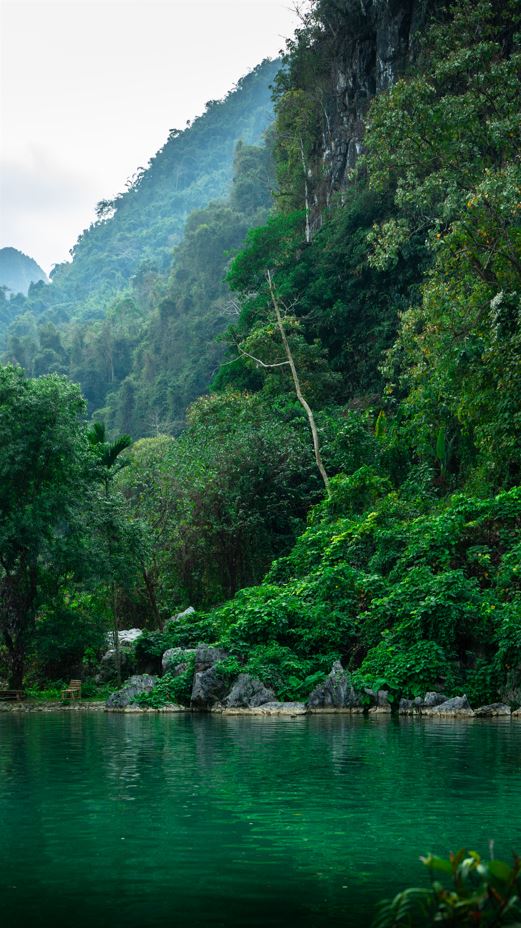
(106, 674), (157, 709)
(424, 695), (474, 717)
(191, 666), (229, 709)
(369, 690), (392, 714)
(223, 674), (275, 709)
(307, 661), (360, 709)
(190, 645), (231, 709)
(399, 692), (448, 713)
(474, 703), (511, 717)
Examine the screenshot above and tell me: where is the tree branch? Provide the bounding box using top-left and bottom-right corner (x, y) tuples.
(266, 270), (330, 496)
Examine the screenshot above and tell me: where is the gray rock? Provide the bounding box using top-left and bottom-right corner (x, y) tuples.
(194, 645), (229, 673)
(191, 666), (229, 709)
(307, 661), (360, 709)
(399, 698), (416, 713)
(512, 707), (521, 718)
(223, 674), (275, 709)
(106, 628), (143, 647)
(98, 647), (135, 683)
(162, 648), (196, 675)
(106, 674), (157, 709)
(423, 692), (449, 708)
(233, 701), (307, 716)
(474, 703), (511, 717)
(400, 693), (448, 713)
(165, 607), (196, 628)
(428, 695), (474, 716)
(369, 689), (391, 713)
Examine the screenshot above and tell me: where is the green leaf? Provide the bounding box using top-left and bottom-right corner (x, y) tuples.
(421, 854), (453, 875)
(488, 859), (514, 882)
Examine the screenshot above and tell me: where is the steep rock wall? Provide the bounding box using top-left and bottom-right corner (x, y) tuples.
(302, 0), (443, 221)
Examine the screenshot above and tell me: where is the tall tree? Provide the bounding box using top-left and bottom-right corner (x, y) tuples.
(0, 367), (90, 686)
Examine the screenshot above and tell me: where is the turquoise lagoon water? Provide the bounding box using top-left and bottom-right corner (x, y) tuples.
(1, 712), (520, 928)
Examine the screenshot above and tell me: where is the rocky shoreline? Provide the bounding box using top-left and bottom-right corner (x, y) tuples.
(4, 633), (519, 720)
(1, 700), (520, 718)
(99, 646), (521, 719)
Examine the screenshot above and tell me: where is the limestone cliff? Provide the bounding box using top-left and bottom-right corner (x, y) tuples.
(285, 0), (444, 225)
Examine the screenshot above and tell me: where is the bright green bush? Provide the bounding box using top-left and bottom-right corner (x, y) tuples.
(355, 639), (458, 699)
(134, 657), (196, 708)
(373, 849), (521, 927)
(203, 481), (521, 701)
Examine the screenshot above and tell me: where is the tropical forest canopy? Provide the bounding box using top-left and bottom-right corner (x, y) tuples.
(0, 0), (520, 713)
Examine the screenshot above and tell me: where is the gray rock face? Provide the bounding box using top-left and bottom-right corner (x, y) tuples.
(474, 703), (511, 717)
(194, 645), (228, 673)
(235, 701), (307, 716)
(427, 695), (474, 716)
(98, 647), (134, 683)
(306, 0), (440, 226)
(423, 692), (449, 708)
(165, 607), (196, 628)
(191, 666), (229, 709)
(106, 628), (143, 647)
(106, 674), (157, 709)
(189, 645), (230, 710)
(399, 692), (448, 714)
(162, 648), (196, 675)
(307, 661), (360, 709)
(369, 689), (392, 713)
(223, 674), (275, 709)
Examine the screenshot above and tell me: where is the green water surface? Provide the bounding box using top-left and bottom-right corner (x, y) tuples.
(1, 713), (520, 928)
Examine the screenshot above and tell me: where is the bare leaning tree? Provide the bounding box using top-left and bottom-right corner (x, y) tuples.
(232, 270), (331, 497)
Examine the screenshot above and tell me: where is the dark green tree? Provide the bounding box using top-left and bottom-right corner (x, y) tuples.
(0, 367), (91, 686)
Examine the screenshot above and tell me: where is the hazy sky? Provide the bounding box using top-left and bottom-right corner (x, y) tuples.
(0, 0), (300, 273)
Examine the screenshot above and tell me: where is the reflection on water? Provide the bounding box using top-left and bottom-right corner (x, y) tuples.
(0, 713), (520, 927)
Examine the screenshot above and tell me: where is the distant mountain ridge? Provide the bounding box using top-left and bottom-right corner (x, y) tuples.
(2, 58), (279, 341)
(0, 248), (47, 296)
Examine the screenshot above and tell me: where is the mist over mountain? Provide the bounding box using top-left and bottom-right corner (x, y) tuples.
(0, 247), (47, 296)
(1, 60), (278, 340)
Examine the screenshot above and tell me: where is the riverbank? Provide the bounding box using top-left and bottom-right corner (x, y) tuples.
(1, 699), (520, 718)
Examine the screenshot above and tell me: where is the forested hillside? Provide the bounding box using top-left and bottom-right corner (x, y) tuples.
(1, 59), (278, 421)
(0, 0), (520, 715)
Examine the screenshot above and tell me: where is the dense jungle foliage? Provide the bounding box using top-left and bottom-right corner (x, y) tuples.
(0, 0), (519, 704)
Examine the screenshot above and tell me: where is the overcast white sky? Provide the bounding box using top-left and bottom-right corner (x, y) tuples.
(0, 0), (300, 273)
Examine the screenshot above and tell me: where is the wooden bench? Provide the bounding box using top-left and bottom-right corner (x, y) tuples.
(0, 689), (26, 701)
(62, 679), (82, 700)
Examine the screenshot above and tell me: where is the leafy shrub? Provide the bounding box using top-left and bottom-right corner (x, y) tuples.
(355, 639), (458, 698)
(134, 657), (196, 708)
(239, 643), (333, 700)
(373, 849), (521, 927)
(201, 485), (520, 699)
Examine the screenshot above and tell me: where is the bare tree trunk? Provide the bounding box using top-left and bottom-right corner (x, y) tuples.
(299, 137), (311, 244)
(267, 271), (330, 496)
